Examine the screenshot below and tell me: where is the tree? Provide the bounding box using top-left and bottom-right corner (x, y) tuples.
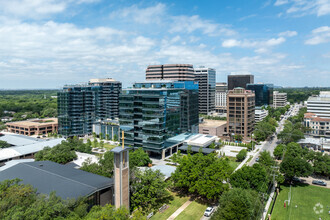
(171, 153), (232, 201)
(0, 140), (11, 148)
(230, 164), (269, 193)
(280, 155), (313, 180)
(106, 134), (110, 140)
(84, 205), (130, 220)
(35, 145), (77, 164)
(80, 151), (114, 178)
(258, 151), (274, 168)
(130, 169), (172, 214)
(273, 144), (285, 159)
(99, 132), (103, 140)
(236, 149), (247, 162)
(278, 121), (304, 144)
(129, 148), (152, 168)
(113, 134), (118, 142)
(211, 188), (262, 220)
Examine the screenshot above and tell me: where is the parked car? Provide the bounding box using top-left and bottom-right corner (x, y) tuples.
(255, 157), (259, 162)
(204, 207), (215, 217)
(292, 177), (302, 182)
(312, 180), (327, 186)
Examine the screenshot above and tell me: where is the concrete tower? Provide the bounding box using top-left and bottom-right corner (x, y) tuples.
(111, 131), (129, 209)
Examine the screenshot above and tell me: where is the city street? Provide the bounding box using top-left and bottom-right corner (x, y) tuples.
(248, 104), (300, 166)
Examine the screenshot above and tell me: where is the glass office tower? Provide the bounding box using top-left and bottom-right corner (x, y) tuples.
(58, 79), (122, 137)
(119, 81), (199, 155)
(246, 83), (273, 107)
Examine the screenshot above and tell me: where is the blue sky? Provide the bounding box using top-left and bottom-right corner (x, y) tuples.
(0, 0), (329, 89)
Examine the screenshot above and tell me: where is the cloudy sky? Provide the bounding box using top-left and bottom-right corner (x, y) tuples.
(0, 0), (329, 89)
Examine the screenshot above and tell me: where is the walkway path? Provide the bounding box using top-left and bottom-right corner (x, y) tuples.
(167, 200), (192, 220)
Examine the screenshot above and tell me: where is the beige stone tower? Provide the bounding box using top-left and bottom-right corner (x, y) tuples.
(111, 143), (129, 209)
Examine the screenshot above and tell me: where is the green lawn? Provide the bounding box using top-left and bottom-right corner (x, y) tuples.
(103, 143), (117, 150)
(175, 201), (208, 220)
(226, 156), (240, 170)
(151, 192), (189, 220)
(270, 183), (330, 220)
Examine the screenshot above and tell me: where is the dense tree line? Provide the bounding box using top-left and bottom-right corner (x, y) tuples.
(275, 142), (330, 178)
(0, 179), (143, 220)
(0, 90), (57, 121)
(278, 87), (330, 104)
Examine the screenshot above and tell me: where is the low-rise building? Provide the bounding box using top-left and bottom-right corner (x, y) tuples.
(0, 161), (114, 206)
(255, 109), (269, 122)
(0, 137), (65, 166)
(273, 91), (287, 108)
(6, 118), (58, 136)
(199, 119), (227, 137)
(307, 91), (330, 118)
(304, 112), (330, 138)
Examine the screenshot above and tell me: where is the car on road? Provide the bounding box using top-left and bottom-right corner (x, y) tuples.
(292, 177), (302, 182)
(312, 180), (327, 186)
(255, 157), (259, 162)
(204, 207), (215, 217)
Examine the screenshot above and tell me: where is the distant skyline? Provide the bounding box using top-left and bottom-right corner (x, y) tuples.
(0, 0), (330, 89)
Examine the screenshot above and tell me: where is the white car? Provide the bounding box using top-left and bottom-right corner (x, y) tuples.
(204, 207), (214, 217)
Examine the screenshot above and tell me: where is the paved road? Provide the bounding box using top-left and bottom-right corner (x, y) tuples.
(249, 104), (300, 166)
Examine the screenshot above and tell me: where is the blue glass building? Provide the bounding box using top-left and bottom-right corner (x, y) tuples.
(246, 83), (273, 107)
(119, 81), (199, 156)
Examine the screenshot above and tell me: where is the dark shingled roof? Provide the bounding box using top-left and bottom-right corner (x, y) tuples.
(0, 161), (113, 200)
(178, 146), (215, 154)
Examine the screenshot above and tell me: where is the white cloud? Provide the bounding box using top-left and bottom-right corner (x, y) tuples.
(279, 30), (297, 37)
(222, 37), (286, 53)
(274, 0), (330, 17)
(305, 26), (330, 45)
(274, 0), (289, 6)
(109, 3), (166, 24)
(170, 15), (236, 36)
(0, 0), (66, 19)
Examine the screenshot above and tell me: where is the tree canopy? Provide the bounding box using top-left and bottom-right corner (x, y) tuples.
(130, 169), (171, 214)
(211, 188), (262, 220)
(230, 164), (269, 193)
(0, 179), (144, 220)
(129, 148), (152, 168)
(0, 140), (11, 149)
(171, 153), (233, 201)
(236, 149), (247, 162)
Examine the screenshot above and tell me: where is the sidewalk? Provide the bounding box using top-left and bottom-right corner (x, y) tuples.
(261, 184), (276, 220)
(167, 200), (192, 220)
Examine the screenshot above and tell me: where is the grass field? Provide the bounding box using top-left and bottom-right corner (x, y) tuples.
(103, 143), (117, 150)
(151, 192), (189, 220)
(270, 183), (330, 220)
(226, 156), (240, 170)
(175, 201), (208, 220)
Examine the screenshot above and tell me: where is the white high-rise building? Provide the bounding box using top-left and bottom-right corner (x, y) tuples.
(307, 91), (330, 118)
(215, 83), (227, 113)
(194, 67), (216, 114)
(273, 91), (287, 108)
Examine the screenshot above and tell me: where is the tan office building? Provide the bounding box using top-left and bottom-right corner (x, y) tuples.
(6, 118), (58, 136)
(199, 119), (227, 137)
(145, 64), (195, 81)
(227, 88), (255, 140)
